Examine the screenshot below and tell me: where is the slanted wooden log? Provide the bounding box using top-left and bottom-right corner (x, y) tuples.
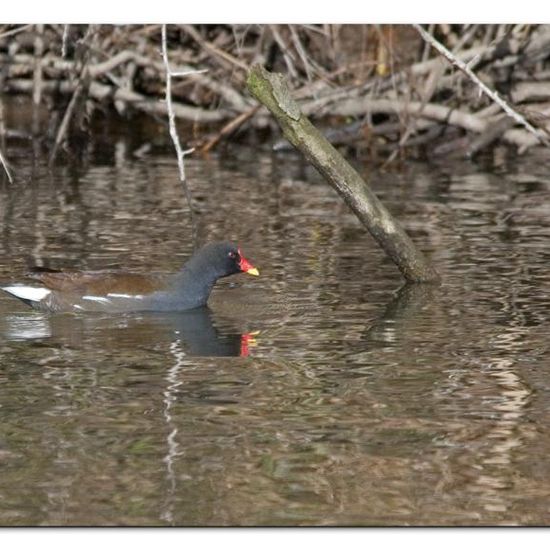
(247, 64), (440, 283)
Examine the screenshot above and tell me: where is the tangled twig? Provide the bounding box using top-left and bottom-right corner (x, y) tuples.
(0, 24), (549, 162)
(413, 24), (550, 146)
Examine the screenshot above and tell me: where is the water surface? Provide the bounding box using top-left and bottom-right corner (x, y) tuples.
(1, 137), (550, 525)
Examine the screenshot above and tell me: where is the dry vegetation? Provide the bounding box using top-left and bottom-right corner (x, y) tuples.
(0, 23), (550, 168)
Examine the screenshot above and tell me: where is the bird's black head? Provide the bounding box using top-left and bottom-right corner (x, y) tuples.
(190, 241), (259, 279)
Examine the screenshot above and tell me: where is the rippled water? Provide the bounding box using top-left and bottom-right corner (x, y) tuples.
(1, 134), (550, 525)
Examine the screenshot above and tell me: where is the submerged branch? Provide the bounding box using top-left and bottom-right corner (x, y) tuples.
(247, 65), (440, 283)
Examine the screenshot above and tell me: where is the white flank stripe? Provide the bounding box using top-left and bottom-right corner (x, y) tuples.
(1, 286), (51, 302)
(82, 295), (110, 303)
(107, 293), (144, 299)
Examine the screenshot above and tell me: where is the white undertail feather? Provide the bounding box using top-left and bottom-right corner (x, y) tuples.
(1, 286), (51, 302)
(82, 295), (111, 303)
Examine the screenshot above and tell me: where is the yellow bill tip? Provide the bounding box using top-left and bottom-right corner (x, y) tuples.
(246, 267), (260, 276)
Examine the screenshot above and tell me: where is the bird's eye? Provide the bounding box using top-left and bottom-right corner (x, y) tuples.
(228, 251), (236, 259)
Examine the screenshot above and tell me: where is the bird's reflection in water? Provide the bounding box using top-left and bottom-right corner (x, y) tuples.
(150, 308), (256, 357)
(0, 306), (255, 357)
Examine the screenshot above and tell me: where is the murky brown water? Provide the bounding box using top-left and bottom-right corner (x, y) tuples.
(1, 127), (550, 525)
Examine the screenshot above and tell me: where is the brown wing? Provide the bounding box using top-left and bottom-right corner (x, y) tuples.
(26, 269), (167, 296)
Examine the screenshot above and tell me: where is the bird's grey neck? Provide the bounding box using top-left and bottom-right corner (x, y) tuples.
(170, 263), (219, 309)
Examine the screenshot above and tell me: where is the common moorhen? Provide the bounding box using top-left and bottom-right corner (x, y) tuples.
(0, 241), (259, 313)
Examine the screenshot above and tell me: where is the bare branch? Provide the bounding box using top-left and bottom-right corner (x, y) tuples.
(269, 25), (298, 79)
(7, 78), (229, 122)
(170, 69), (208, 77)
(32, 24), (44, 107)
(182, 24), (248, 72)
(161, 24), (200, 247)
(332, 98), (487, 133)
(48, 25), (98, 166)
(199, 105), (260, 154)
(61, 25), (70, 58)
(0, 148), (13, 184)
(0, 24), (33, 40)
(0, 97), (13, 182)
(413, 24), (549, 146)
(162, 25), (195, 184)
(48, 83), (84, 165)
